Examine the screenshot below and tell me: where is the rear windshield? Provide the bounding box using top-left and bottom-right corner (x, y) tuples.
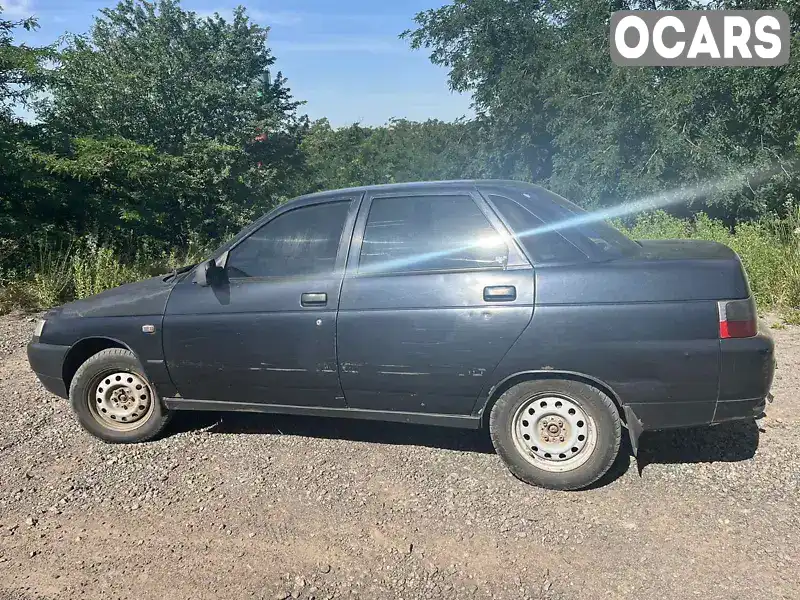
(499, 185), (640, 260)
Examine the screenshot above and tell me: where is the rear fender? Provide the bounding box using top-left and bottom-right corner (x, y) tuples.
(477, 369), (624, 422)
(479, 368), (644, 460)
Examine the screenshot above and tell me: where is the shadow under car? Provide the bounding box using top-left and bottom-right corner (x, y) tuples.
(167, 411), (761, 489)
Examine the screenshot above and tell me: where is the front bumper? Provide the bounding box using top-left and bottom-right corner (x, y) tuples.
(27, 340), (70, 398)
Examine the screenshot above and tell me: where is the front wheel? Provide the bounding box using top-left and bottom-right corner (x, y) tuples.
(69, 348), (171, 443)
(489, 379), (621, 490)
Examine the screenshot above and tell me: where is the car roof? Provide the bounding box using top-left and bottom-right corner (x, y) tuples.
(285, 179), (540, 208)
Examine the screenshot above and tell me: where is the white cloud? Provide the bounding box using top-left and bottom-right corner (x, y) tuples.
(12, 103), (39, 124)
(194, 8), (234, 21)
(274, 37), (407, 54)
(187, 7), (397, 28)
(190, 6), (304, 26)
(290, 12), (402, 25)
(248, 9), (304, 26)
(3, 0), (35, 19)
(298, 89), (475, 127)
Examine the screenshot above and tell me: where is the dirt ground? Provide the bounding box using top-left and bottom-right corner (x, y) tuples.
(0, 312), (798, 600)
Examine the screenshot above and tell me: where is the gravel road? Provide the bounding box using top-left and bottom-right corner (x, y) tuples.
(0, 312), (798, 600)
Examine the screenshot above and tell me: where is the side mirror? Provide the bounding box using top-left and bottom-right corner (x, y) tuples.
(194, 259), (226, 287)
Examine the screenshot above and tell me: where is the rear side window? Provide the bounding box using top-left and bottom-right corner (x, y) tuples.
(503, 185), (639, 259)
(537, 190), (640, 257)
(359, 194), (507, 274)
(489, 195), (586, 264)
(227, 201), (351, 278)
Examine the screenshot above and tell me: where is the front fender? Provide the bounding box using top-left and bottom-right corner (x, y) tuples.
(39, 316), (175, 398)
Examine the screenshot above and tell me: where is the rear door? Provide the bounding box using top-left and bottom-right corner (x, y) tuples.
(336, 186), (534, 416)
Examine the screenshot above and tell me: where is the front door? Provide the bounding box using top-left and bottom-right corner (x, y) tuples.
(336, 188), (535, 416)
(163, 197), (360, 407)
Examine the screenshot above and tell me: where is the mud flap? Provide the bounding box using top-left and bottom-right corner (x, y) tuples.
(756, 393), (775, 430)
(623, 404), (644, 459)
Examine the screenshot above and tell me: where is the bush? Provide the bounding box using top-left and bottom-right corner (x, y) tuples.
(0, 234), (214, 313)
(620, 210), (800, 311)
(620, 211), (690, 240)
(29, 239), (74, 309)
(72, 241), (146, 300)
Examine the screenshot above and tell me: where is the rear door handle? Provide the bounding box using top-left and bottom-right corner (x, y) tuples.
(301, 292), (327, 307)
(483, 285), (516, 302)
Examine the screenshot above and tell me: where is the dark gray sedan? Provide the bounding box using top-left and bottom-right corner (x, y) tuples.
(27, 180), (775, 490)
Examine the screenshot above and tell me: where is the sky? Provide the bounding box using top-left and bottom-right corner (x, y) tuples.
(4, 0), (475, 127)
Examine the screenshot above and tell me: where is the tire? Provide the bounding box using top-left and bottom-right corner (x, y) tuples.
(68, 348), (171, 443)
(489, 379), (621, 491)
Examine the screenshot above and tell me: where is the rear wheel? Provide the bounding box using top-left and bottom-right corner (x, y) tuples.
(489, 379), (621, 490)
(69, 348), (171, 443)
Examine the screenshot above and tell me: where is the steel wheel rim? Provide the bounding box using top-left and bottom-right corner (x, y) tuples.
(88, 371), (154, 432)
(511, 394), (597, 473)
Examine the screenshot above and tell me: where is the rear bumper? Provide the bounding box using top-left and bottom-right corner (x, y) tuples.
(712, 396), (767, 424)
(717, 321), (775, 403)
(27, 340), (69, 398)
(709, 321), (775, 424)
(626, 322), (775, 431)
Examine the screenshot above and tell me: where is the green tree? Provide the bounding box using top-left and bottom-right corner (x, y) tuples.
(405, 0), (800, 220)
(33, 0), (308, 252)
(0, 5), (58, 265)
(1, 9), (35, 116)
(293, 117), (481, 195)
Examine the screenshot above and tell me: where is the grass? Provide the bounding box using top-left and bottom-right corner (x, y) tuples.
(617, 210), (800, 316)
(73, 243), (144, 300)
(0, 236), (210, 312)
(34, 238), (75, 308)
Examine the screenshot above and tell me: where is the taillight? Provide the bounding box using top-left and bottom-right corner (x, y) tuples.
(717, 298), (757, 339)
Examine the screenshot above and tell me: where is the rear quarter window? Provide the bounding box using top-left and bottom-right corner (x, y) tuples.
(488, 195), (586, 264)
(492, 186), (640, 260)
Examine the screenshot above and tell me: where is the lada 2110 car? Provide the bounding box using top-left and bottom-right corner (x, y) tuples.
(27, 180), (776, 490)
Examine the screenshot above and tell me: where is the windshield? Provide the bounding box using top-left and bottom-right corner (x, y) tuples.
(509, 185), (640, 259)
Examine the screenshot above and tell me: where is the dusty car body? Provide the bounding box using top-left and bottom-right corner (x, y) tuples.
(27, 180), (776, 489)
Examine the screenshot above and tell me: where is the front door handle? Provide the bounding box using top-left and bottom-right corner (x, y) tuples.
(301, 292), (327, 307)
(483, 285), (516, 302)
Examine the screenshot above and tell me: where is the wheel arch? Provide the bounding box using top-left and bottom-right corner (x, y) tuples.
(479, 370), (625, 428)
(62, 337), (133, 392)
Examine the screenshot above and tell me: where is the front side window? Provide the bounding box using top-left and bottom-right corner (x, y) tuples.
(227, 201), (351, 278)
(358, 194), (508, 274)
